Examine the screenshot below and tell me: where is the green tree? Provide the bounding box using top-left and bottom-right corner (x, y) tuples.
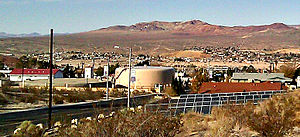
(63, 64), (75, 78)
(190, 69), (209, 93)
(279, 63), (297, 78)
(109, 63), (120, 74)
(95, 66), (104, 76)
(0, 61), (4, 69)
(171, 77), (185, 95)
(246, 65), (256, 73)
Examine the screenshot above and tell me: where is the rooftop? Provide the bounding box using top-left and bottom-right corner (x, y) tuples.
(10, 69), (60, 75)
(198, 82), (286, 94)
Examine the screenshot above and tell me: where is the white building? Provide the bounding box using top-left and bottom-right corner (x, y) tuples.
(9, 69), (63, 81)
(84, 67), (93, 78)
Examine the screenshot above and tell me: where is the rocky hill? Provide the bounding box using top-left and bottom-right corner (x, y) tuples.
(99, 20), (294, 35)
(0, 20), (299, 55)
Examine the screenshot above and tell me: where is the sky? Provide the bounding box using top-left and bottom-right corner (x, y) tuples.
(0, 0), (299, 34)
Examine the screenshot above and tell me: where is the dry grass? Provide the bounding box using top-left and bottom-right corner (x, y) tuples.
(179, 90), (300, 137)
(57, 109), (181, 137)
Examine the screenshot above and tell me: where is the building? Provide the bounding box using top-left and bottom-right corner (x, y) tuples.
(84, 67), (93, 78)
(0, 69), (12, 77)
(9, 69), (63, 81)
(230, 73), (292, 83)
(198, 82), (286, 94)
(114, 66), (175, 89)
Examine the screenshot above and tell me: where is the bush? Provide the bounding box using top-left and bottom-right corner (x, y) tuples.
(110, 88), (127, 98)
(81, 89), (104, 100)
(0, 93), (8, 105)
(58, 109), (181, 137)
(53, 95), (64, 104)
(19, 94), (40, 104)
(176, 112), (209, 137)
(164, 87), (178, 97)
(246, 93), (299, 137)
(206, 104), (254, 137)
(13, 121), (43, 137)
(64, 91), (86, 103)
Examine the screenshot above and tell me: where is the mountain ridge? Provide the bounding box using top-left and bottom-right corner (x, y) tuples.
(97, 20), (295, 35)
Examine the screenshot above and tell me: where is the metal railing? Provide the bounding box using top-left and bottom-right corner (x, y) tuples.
(144, 90), (286, 115)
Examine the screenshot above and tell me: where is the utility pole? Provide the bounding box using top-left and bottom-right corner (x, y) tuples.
(106, 57), (109, 100)
(127, 48), (132, 108)
(21, 65), (24, 88)
(48, 29), (53, 129)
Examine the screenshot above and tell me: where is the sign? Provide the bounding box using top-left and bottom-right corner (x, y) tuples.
(131, 70), (136, 83)
(131, 77), (136, 83)
(104, 65), (109, 76)
(131, 70), (136, 77)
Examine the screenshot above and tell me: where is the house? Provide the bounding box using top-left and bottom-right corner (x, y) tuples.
(230, 73), (292, 83)
(9, 69), (63, 81)
(198, 82), (286, 94)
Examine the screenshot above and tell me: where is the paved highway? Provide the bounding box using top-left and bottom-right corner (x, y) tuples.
(0, 94), (155, 136)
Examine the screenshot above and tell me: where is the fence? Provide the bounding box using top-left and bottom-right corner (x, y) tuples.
(145, 90), (286, 115)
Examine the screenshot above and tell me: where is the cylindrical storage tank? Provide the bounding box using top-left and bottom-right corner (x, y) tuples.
(115, 66), (175, 89)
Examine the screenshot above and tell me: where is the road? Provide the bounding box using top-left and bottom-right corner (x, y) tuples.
(0, 94), (155, 136)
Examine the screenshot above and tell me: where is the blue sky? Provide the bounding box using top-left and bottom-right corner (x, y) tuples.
(0, 0), (299, 34)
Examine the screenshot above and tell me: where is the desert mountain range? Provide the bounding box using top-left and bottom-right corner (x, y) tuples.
(100, 20), (295, 35)
(0, 20), (299, 55)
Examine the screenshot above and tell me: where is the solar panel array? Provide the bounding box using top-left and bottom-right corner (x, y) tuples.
(145, 90), (286, 115)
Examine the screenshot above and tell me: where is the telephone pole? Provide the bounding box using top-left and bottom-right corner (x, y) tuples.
(48, 29), (53, 129)
(106, 57), (109, 100)
(127, 48), (132, 108)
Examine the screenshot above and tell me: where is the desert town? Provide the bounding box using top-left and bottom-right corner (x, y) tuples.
(1, 0), (300, 136)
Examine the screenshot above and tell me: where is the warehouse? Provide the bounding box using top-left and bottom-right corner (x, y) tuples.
(9, 69), (63, 81)
(114, 66), (175, 89)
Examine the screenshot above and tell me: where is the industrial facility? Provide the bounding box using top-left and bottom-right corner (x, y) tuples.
(114, 66), (175, 90)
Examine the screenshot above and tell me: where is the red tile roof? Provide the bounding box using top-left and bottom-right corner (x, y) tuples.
(198, 82), (286, 94)
(10, 69), (60, 75)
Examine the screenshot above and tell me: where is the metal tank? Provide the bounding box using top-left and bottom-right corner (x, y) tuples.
(114, 66), (175, 89)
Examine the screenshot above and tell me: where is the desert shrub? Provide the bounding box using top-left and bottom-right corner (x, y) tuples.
(64, 91), (86, 103)
(18, 94), (40, 104)
(206, 104), (254, 137)
(81, 88), (104, 100)
(13, 121), (43, 137)
(246, 93), (299, 137)
(110, 88), (127, 98)
(1, 84), (14, 93)
(132, 90), (150, 96)
(0, 93), (8, 105)
(176, 112), (209, 137)
(164, 87), (178, 97)
(58, 109), (181, 137)
(53, 95), (64, 104)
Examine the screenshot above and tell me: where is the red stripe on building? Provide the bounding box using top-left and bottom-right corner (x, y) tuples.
(10, 69), (60, 75)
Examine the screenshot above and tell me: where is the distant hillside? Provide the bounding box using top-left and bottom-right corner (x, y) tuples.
(0, 32), (41, 38)
(0, 20), (299, 55)
(99, 20), (295, 35)
(289, 25), (300, 29)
